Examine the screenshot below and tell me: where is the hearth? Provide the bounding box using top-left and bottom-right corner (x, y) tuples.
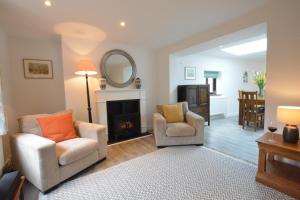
(107, 99), (141, 143)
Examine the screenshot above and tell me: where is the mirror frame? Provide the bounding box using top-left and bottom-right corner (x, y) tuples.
(100, 49), (137, 88)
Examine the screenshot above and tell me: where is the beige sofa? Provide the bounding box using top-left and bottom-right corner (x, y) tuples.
(10, 113), (108, 192)
(153, 102), (204, 147)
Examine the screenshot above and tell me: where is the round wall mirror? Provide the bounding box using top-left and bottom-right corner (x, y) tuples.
(100, 49), (137, 88)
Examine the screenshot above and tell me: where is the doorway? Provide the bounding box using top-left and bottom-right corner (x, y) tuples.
(170, 24), (267, 164)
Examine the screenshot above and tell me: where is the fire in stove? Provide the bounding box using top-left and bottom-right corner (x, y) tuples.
(120, 121), (134, 129)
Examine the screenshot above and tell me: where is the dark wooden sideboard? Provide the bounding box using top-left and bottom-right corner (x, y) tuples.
(177, 85), (210, 125)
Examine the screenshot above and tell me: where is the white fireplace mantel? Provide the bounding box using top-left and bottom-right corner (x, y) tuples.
(95, 89), (147, 133)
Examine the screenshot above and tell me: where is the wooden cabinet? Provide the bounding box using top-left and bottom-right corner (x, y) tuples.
(177, 85), (210, 125)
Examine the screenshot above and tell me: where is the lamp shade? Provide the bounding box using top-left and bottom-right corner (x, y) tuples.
(75, 59), (97, 75)
(277, 106), (300, 125)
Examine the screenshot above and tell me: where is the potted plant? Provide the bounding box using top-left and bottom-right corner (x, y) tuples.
(254, 72), (266, 97)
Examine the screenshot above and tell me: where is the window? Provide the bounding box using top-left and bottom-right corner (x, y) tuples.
(0, 81), (6, 135)
(204, 71), (220, 95)
(206, 78), (217, 95)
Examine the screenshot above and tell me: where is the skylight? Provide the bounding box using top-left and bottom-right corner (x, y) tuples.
(221, 38), (267, 56)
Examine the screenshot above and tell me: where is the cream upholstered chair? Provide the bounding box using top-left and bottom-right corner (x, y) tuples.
(153, 102), (204, 147)
(10, 112), (107, 192)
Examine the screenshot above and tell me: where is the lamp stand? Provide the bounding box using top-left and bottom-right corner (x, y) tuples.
(85, 73), (92, 123)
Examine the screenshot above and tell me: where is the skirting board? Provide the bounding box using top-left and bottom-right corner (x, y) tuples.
(210, 113), (238, 120)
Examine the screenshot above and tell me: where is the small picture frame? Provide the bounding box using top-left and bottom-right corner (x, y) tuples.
(243, 71), (248, 83)
(23, 59), (53, 79)
(185, 67), (196, 80)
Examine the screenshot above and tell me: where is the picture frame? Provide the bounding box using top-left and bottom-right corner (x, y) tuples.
(23, 59), (53, 79)
(185, 67), (196, 80)
(243, 71), (248, 83)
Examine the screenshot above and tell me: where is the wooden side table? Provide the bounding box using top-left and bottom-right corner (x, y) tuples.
(256, 133), (300, 199)
(13, 176), (25, 200)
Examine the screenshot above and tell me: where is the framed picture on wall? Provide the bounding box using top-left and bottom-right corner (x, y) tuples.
(23, 59), (53, 79)
(185, 67), (196, 80)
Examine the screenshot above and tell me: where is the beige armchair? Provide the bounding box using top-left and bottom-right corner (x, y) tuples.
(153, 102), (204, 147)
(10, 113), (107, 192)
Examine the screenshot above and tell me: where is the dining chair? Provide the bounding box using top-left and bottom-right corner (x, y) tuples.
(241, 91), (264, 131)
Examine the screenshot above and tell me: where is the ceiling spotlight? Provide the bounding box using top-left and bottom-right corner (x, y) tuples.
(120, 21), (126, 27)
(44, 0), (52, 7)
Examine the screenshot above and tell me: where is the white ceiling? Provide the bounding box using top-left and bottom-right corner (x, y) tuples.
(0, 0), (269, 48)
(188, 48), (266, 63)
(199, 35), (267, 61)
(175, 23), (267, 62)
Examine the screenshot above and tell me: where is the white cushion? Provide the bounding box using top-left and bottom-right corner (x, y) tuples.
(18, 114), (50, 136)
(56, 138), (98, 165)
(18, 110), (74, 136)
(166, 122), (196, 137)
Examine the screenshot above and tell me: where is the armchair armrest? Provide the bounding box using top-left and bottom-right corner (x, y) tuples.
(185, 111), (205, 136)
(74, 121), (107, 141)
(74, 121), (108, 159)
(10, 133), (59, 192)
(153, 113), (167, 144)
(153, 113), (167, 132)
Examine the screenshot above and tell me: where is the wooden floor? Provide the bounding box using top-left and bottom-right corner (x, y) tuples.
(204, 116), (264, 164)
(94, 135), (157, 171)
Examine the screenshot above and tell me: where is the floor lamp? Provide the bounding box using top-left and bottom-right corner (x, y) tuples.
(75, 59), (97, 123)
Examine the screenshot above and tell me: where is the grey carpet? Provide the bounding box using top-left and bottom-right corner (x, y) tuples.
(40, 147), (292, 200)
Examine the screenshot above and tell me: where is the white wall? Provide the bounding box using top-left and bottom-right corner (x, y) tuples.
(157, 0), (300, 132)
(62, 39), (156, 129)
(7, 37), (66, 132)
(170, 54), (266, 116)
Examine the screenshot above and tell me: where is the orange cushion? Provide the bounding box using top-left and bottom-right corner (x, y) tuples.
(37, 112), (78, 143)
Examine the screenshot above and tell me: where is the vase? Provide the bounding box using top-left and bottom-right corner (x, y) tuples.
(258, 87), (264, 97)
(135, 78), (141, 89)
(100, 78), (106, 90)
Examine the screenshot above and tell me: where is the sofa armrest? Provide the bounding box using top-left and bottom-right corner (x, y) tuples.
(10, 133), (59, 192)
(74, 121), (108, 159)
(185, 111), (205, 135)
(153, 113), (167, 130)
(74, 121), (107, 142)
(153, 113), (167, 141)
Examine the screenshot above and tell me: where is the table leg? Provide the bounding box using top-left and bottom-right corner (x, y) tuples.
(239, 100), (243, 125)
(258, 149), (267, 173)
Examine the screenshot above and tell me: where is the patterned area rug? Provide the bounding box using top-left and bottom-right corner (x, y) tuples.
(40, 147), (292, 200)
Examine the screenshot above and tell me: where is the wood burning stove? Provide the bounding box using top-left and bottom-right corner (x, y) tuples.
(107, 99), (141, 143)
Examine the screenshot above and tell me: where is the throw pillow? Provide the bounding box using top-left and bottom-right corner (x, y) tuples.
(162, 103), (184, 123)
(37, 112), (78, 143)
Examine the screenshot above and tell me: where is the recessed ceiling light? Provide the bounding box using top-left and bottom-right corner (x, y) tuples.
(120, 22), (126, 27)
(44, 0), (52, 7)
(221, 38), (267, 56)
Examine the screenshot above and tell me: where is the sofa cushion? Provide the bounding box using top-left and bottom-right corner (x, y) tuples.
(37, 112), (78, 143)
(18, 114), (50, 136)
(161, 103), (184, 123)
(56, 138), (98, 165)
(157, 102), (188, 115)
(166, 122), (195, 137)
(18, 110), (73, 136)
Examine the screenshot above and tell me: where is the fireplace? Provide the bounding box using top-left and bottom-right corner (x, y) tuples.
(107, 99), (141, 143)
